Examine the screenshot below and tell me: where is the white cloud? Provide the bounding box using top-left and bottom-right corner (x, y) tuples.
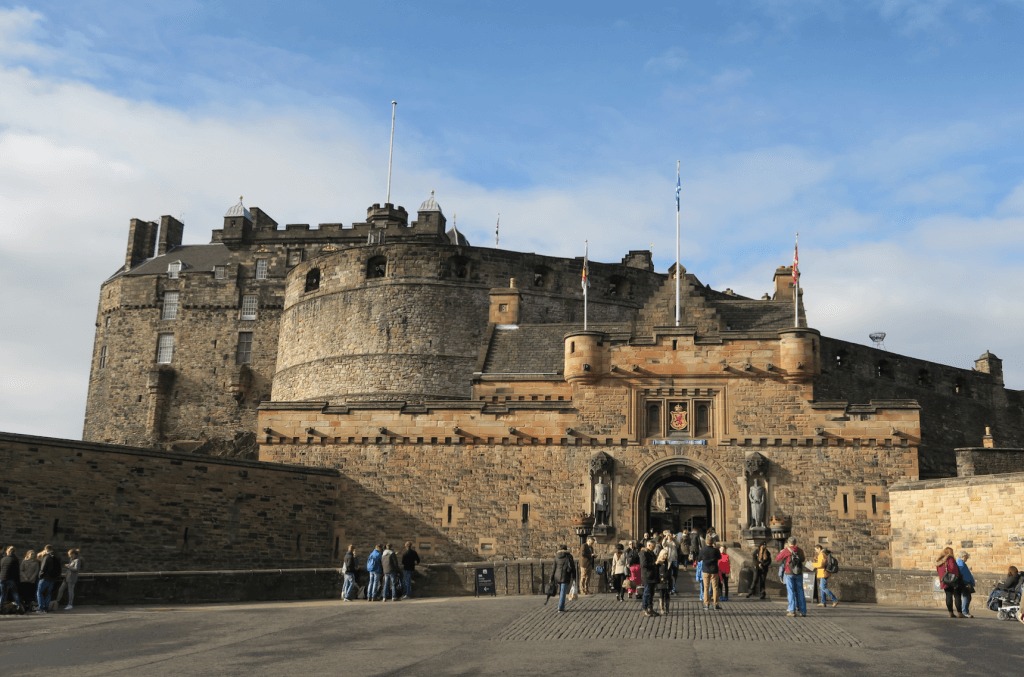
(0, 7), (50, 60)
(644, 47), (688, 72)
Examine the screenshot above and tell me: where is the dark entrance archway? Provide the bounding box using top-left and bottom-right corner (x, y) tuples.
(646, 480), (710, 535)
(633, 458), (727, 541)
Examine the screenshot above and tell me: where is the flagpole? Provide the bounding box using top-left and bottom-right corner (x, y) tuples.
(794, 232), (800, 327)
(495, 213), (500, 248)
(386, 101), (397, 204)
(584, 240), (589, 331)
(675, 160), (681, 327)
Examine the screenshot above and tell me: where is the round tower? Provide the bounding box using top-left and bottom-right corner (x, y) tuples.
(778, 328), (821, 384)
(564, 331), (608, 383)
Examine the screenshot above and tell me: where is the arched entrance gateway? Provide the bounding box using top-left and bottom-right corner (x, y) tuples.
(633, 458), (728, 541)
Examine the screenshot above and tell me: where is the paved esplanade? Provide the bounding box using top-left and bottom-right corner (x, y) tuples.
(1, 589), (1020, 676)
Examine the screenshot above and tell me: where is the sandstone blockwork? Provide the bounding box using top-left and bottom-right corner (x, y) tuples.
(76, 194), (1024, 571)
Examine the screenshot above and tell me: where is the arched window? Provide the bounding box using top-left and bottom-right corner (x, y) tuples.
(367, 256), (387, 279)
(954, 378), (967, 396)
(608, 275), (628, 298)
(647, 403), (662, 437)
(695, 403), (710, 436)
(304, 268), (320, 292)
(533, 266), (550, 287)
(835, 350), (849, 369)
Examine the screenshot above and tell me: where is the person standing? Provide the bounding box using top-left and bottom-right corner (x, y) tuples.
(747, 543), (772, 599)
(366, 544), (383, 602)
(718, 545), (731, 601)
(775, 537), (807, 617)
(341, 545), (358, 601)
(689, 529), (702, 564)
(640, 540), (659, 617)
(56, 549), (83, 610)
(680, 529), (691, 566)
(664, 536), (680, 594)
(37, 545), (62, 613)
(580, 537), (595, 595)
(627, 544), (642, 601)
(19, 550), (39, 612)
(401, 541), (420, 599)
(552, 544), (576, 613)
(381, 543), (401, 601)
(813, 545), (838, 608)
(698, 539), (722, 611)
(0, 546), (22, 608)
(611, 544), (628, 601)
(655, 548), (672, 615)
(937, 547), (965, 618)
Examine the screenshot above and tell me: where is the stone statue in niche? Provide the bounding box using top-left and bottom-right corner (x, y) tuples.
(748, 478), (766, 528)
(593, 476), (610, 526)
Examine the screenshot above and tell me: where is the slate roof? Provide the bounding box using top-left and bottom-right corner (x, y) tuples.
(112, 244), (232, 279)
(480, 323), (629, 374)
(709, 299), (795, 332)
(661, 482), (706, 506)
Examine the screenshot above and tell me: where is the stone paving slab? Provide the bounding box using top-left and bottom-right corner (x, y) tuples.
(494, 595), (861, 645)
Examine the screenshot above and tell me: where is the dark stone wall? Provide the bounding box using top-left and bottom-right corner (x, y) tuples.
(956, 447), (1024, 476)
(815, 337), (1024, 478)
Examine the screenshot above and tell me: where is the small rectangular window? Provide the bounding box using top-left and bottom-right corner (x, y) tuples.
(255, 259), (268, 280)
(288, 250), (303, 266)
(447, 505), (453, 524)
(871, 495), (877, 515)
(236, 332), (253, 364)
(162, 291), (180, 320)
(156, 333), (175, 363)
(241, 295), (258, 320)
(842, 494), (849, 514)
(167, 261), (181, 279)
(98, 345), (107, 369)
(521, 504), (530, 523)
(105, 316), (111, 328)
(214, 265), (226, 280)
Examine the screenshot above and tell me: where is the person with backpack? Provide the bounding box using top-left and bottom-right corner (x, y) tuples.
(365, 544), (383, 602)
(775, 536), (807, 617)
(36, 545), (62, 613)
(813, 544), (838, 608)
(551, 544), (576, 613)
(341, 545), (358, 601)
(937, 547), (965, 618)
(381, 543), (401, 601)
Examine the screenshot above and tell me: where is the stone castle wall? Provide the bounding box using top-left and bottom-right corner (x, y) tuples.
(956, 447), (1024, 477)
(0, 432), (341, 572)
(889, 472), (1024, 574)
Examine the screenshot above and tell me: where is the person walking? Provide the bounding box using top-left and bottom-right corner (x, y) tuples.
(55, 548), (83, 610)
(680, 529), (691, 566)
(341, 545), (358, 601)
(813, 544), (838, 608)
(0, 546), (22, 609)
(955, 550), (975, 618)
(747, 543), (772, 599)
(366, 544), (383, 602)
(705, 528), (719, 547)
(689, 529), (702, 564)
(37, 545), (62, 613)
(552, 544), (576, 613)
(640, 540), (659, 617)
(381, 543), (401, 601)
(19, 550), (39, 612)
(580, 537), (595, 595)
(401, 541), (421, 599)
(718, 545), (731, 601)
(627, 544), (641, 601)
(611, 544), (628, 601)
(937, 547), (965, 618)
(664, 535), (680, 593)
(775, 537), (807, 617)
(698, 539), (722, 611)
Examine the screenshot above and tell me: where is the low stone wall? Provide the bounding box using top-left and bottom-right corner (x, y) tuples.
(956, 447), (1024, 477)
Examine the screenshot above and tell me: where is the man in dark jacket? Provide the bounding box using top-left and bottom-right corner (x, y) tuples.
(580, 537), (595, 595)
(37, 545), (62, 613)
(381, 543), (400, 601)
(19, 551), (40, 611)
(698, 541), (722, 611)
(552, 544), (576, 612)
(342, 545), (358, 601)
(689, 530), (702, 561)
(401, 541), (420, 599)
(640, 540), (659, 617)
(747, 543), (772, 599)
(0, 546), (22, 608)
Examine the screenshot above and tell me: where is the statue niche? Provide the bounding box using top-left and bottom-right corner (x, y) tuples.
(589, 451), (615, 536)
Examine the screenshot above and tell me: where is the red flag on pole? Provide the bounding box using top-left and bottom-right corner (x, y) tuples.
(792, 234), (799, 286)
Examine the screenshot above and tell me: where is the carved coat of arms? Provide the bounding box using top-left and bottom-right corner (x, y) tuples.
(669, 404), (688, 431)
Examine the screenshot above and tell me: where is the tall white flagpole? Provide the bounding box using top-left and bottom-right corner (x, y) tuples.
(675, 160), (681, 327)
(386, 101), (397, 204)
(793, 232), (800, 327)
(583, 240), (589, 331)
(496, 213), (500, 247)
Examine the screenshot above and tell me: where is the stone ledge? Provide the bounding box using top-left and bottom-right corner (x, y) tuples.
(891, 471), (1024, 492)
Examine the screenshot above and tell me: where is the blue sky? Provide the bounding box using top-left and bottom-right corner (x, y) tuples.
(2, 0), (1024, 439)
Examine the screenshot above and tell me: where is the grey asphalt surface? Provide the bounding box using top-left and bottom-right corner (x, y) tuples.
(2, 578), (1022, 677)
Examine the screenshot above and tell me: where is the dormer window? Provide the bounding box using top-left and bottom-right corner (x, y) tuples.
(167, 261), (182, 279)
(288, 250), (303, 266)
(214, 265), (226, 280)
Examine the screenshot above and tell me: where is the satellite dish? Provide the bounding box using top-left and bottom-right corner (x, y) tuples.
(869, 332), (886, 350)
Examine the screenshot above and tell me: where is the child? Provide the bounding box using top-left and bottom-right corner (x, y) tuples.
(718, 545), (731, 601)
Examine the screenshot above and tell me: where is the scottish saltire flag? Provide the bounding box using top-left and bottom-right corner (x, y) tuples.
(675, 174), (681, 211)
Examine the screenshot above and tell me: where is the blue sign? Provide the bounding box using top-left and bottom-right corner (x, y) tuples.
(652, 439), (707, 445)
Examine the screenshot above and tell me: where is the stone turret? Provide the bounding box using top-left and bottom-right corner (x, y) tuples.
(975, 351), (1003, 386)
(778, 327), (820, 384)
(564, 331), (607, 383)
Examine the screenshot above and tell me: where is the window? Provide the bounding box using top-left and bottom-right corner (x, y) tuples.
(236, 332), (253, 364)
(156, 333), (175, 363)
(918, 369), (930, 387)
(695, 403), (711, 436)
(288, 250), (303, 266)
(162, 291), (180, 320)
(521, 504), (530, 523)
(305, 268), (320, 292)
(449, 256), (470, 279)
(98, 345), (107, 369)
(241, 295), (258, 320)
(876, 360), (892, 379)
(214, 265), (226, 280)
(105, 316), (111, 328)
(367, 256), (387, 279)
(647, 403), (661, 437)
(255, 259), (268, 280)
(167, 261), (181, 279)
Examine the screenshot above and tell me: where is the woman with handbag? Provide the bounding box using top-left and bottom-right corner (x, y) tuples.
(955, 550), (976, 618)
(936, 547), (965, 618)
(611, 544), (628, 601)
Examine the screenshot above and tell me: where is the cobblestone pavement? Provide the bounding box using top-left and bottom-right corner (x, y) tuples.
(495, 594), (861, 645)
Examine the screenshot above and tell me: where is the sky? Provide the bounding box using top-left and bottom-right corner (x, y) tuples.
(2, 0), (1024, 440)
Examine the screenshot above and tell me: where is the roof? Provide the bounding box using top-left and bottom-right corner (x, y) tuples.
(225, 198), (252, 221)
(419, 191), (443, 214)
(661, 482), (706, 506)
(709, 300), (795, 332)
(481, 323), (630, 374)
(446, 228), (470, 246)
(117, 244), (233, 277)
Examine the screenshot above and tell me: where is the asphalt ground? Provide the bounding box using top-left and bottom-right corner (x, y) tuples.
(1, 575), (1021, 676)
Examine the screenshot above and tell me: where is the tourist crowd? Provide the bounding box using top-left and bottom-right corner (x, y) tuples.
(341, 541), (421, 602)
(0, 545), (83, 614)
